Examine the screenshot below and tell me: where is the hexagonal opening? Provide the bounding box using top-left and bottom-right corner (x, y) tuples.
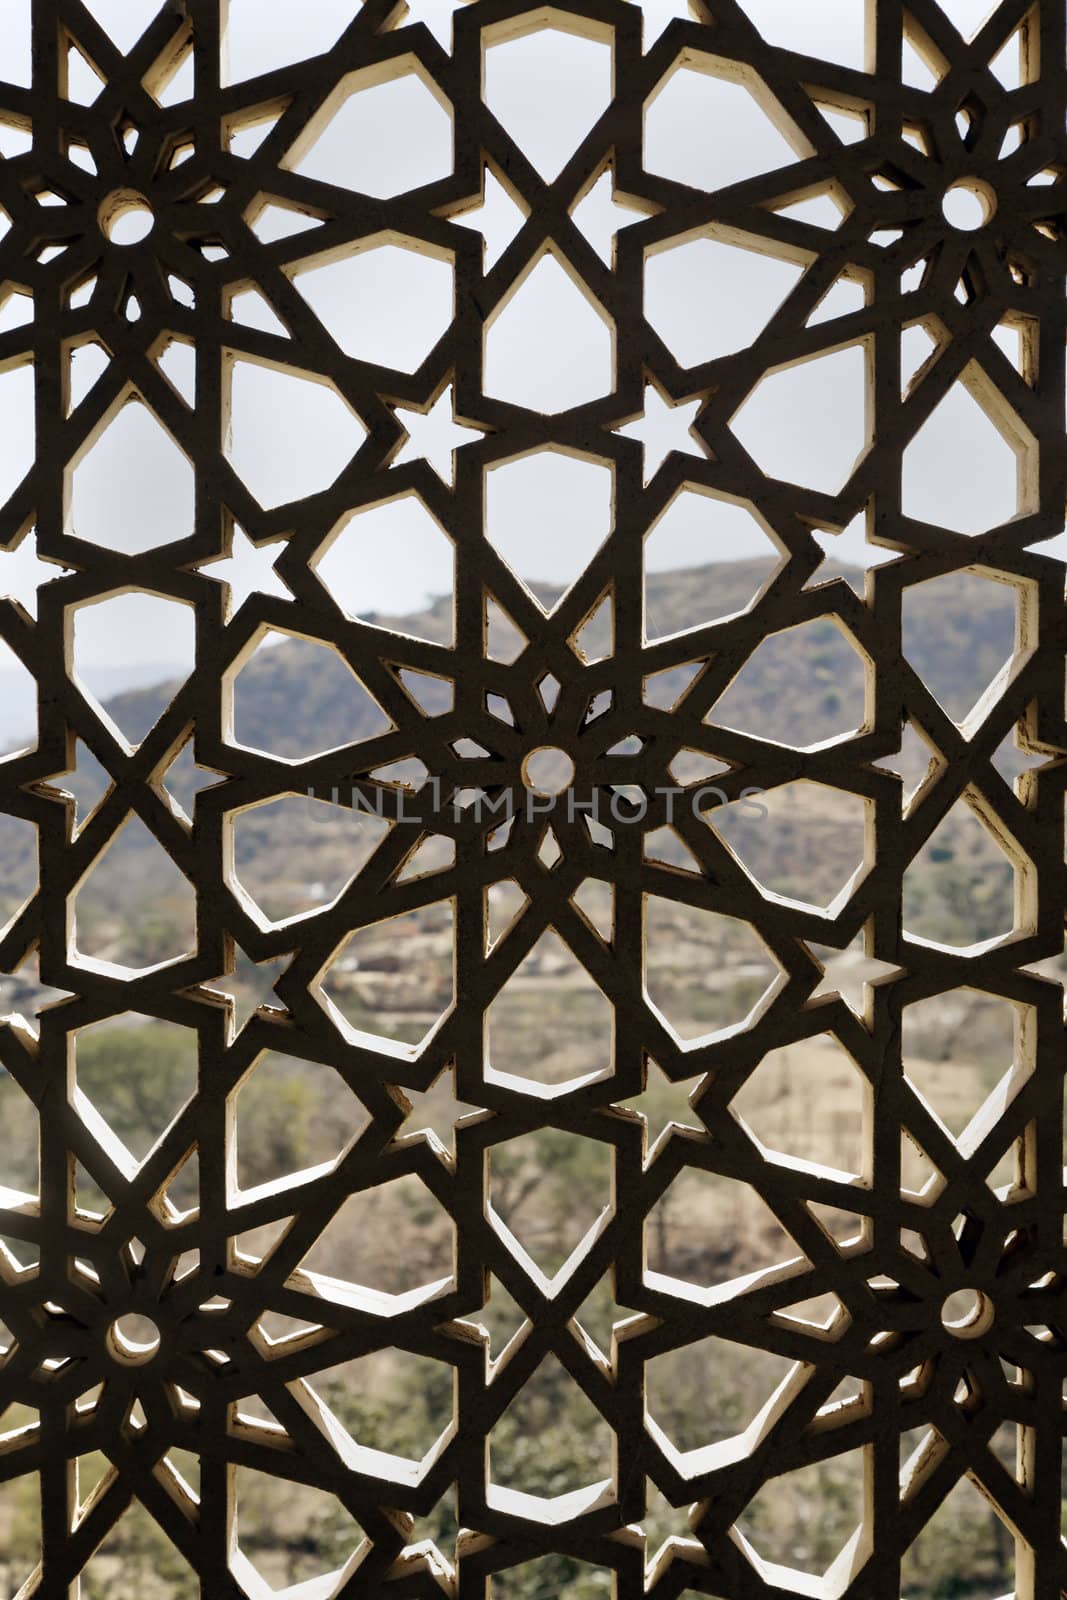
(644, 897), (783, 1044)
(710, 779), (869, 912)
(225, 626), (392, 762)
(231, 1050), (371, 1197)
(229, 792), (391, 929)
(645, 233), (803, 365)
(317, 902), (454, 1056)
(290, 236), (454, 373)
(294, 1173), (455, 1308)
(313, 492), (455, 644)
(730, 1034), (869, 1180)
(645, 54), (805, 192)
(708, 614), (869, 749)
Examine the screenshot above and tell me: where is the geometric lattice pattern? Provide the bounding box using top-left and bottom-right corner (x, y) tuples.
(0, 0), (1065, 1594)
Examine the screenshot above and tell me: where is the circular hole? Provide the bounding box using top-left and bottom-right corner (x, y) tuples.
(941, 181), (994, 231)
(100, 190), (155, 245)
(108, 1313), (161, 1365)
(521, 746), (576, 797)
(940, 1288), (993, 1339)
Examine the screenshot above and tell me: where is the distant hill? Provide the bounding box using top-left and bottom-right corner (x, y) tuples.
(11, 555), (1023, 975)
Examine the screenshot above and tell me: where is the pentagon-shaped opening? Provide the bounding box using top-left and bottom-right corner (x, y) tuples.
(224, 355), (366, 510)
(286, 60), (453, 197)
(0, 365), (34, 509)
(485, 447), (612, 606)
(489, 1355), (612, 1513)
(290, 237), (454, 373)
(901, 568), (1018, 728)
(489, 1129), (612, 1283)
(293, 1172), (455, 1309)
(486, 928), (612, 1091)
(644, 897), (782, 1045)
(645, 233), (804, 366)
(68, 397), (193, 553)
(732, 343), (868, 495)
(72, 817), (197, 975)
(902, 365), (1034, 534)
(903, 990), (1030, 1160)
(708, 614), (868, 749)
(902, 790), (1026, 952)
(483, 16), (612, 183)
(231, 1050), (371, 1197)
(72, 590), (195, 749)
(74, 1015), (197, 1173)
(710, 780), (869, 912)
(0, 1064), (37, 1202)
(317, 902), (454, 1056)
(485, 249), (614, 413)
(229, 792), (391, 929)
(226, 627), (392, 762)
(730, 1034), (869, 1180)
(644, 488), (781, 641)
(79, 1496), (194, 1599)
(313, 493), (455, 643)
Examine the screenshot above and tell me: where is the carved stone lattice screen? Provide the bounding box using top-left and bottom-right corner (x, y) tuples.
(2, 0), (1067, 1594)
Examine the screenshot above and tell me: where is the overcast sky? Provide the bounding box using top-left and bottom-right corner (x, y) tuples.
(0, 0), (1046, 739)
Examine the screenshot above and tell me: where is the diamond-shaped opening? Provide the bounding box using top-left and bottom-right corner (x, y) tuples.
(286, 61), (453, 197)
(302, 1349), (454, 1479)
(318, 902), (454, 1054)
(0, 1064), (37, 1201)
(731, 1034), (868, 1180)
(0, 365), (34, 509)
(489, 1355), (612, 1507)
(485, 248), (613, 413)
(233, 1466), (364, 1592)
(73, 817), (197, 974)
(711, 780), (869, 912)
(709, 615), (868, 749)
(74, 1015), (197, 1169)
(903, 365), (1034, 534)
(224, 355), (366, 510)
(489, 1129), (612, 1280)
(902, 569), (1018, 726)
(223, 0), (355, 82)
(903, 990), (1028, 1153)
(732, 344), (868, 494)
(484, 17), (612, 183)
(644, 897), (782, 1043)
(290, 238), (454, 373)
(229, 793), (391, 928)
(227, 627), (392, 761)
(901, 1472), (1014, 1599)
(645, 1168), (807, 1295)
(902, 791), (1024, 952)
(742, 0), (866, 64)
(645, 55), (805, 192)
(486, 928), (612, 1090)
(72, 591), (195, 749)
(646, 1336), (797, 1463)
(737, 1449), (866, 1584)
(232, 1049), (371, 1195)
(68, 397), (193, 554)
(492, 1558), (614, 1596)
(485, 448), (612, 604)
(314, 493), (454, 643)
(294, 1172), (455, 1304)
(644, 489), (780, 640)
(646, 233), (803, 365)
